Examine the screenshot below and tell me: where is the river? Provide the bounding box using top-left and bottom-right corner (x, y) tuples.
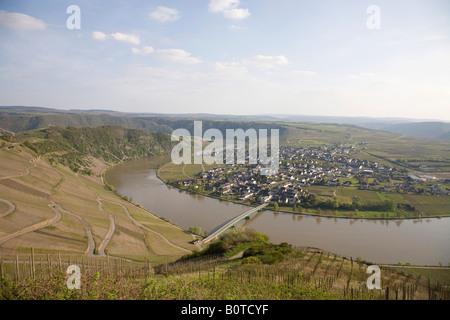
(106, 158), (450, 266)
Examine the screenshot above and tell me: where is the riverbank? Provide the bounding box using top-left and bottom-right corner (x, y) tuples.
(104, 157), (450, 266)
(155, 161), (447, 222)
(102, 160), (200, 235)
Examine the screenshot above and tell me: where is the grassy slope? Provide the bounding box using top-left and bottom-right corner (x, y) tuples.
(0, 127), (196, 262)
(1, 230), (448, 300)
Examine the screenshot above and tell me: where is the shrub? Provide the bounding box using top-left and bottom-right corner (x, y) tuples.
(243, 242), (292, 264)
(259, 251), (285, 264)
(202, 241), (228, 256)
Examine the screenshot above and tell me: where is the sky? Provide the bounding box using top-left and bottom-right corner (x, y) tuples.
(0, 0), (449, 120)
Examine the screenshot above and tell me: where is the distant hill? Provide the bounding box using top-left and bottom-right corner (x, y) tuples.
(0, 106), (288, 137)
(1, 106), (448, 140)
(0, 110), (173, 134)
(379, 122), (450, 140)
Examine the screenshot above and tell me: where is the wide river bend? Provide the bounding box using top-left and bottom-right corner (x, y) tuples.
(106, 158), (450, 266)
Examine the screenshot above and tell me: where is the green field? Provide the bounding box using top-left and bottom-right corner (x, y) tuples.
(281, 123), (450, 173)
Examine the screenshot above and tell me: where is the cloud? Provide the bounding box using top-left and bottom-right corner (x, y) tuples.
(132, 46), (155, 55)
(153, 49), (201, 64)
(213, 55), (289, 76)
(92, 31), (140, 45)
(208, 0), (250, 20)
(110, 32), (140, 45)
(132, 46), (202, 64)
(149, 6), (181, 23)
(223, 8), (250, 20)
(214, 62), (249, 74)
(92, 31), (107, 41)
(244, 55), (289, 70)
(0, 10), (45, 30)
(209, 0), (240, 13)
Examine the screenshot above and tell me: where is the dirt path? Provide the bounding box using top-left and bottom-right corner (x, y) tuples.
(52, 203), (96, 257)
(156, 161), (170, 178)
(0, 127), (15, 136)
(0, 157), (38, 181)
(0, 198), (15, 218)
(99, 198), (192, 254)
(182, 163), (194, 180)
(96, 195), (116, 257)
(227, 251), (244, 261)
(0, 202), (61, 245)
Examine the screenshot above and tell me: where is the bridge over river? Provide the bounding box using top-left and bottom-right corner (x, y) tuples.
(200, 203), (269, 245)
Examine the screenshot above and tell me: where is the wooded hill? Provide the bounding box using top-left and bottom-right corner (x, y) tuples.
(1, 126), (173, 175)
(0, 106), (288, 138)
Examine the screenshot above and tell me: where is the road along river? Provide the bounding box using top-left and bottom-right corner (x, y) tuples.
(106, 158), (450, 266)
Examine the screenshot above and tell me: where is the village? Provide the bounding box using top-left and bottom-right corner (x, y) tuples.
(178, 144), (450, 208)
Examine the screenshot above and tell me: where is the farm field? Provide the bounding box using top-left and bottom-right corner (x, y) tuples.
(282, 124), (450, 172)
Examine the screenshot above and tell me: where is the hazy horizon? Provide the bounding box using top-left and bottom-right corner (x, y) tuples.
(1, 1), (449, 120)
(2, 105), (448, 124)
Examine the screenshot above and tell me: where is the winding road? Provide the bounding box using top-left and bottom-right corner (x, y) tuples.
(0, 202), (62, 245)
(0, 198), (15, 218)
(96, 195), (116, 257)
(99, 198), (191, 254)
(52, 203), (96, 257)
(0, 127), (15, 136)
(0, 154), (191, 257)
(0, 157), (38, 181)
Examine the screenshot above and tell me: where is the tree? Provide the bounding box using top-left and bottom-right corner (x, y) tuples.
(352, 197), (362, 210)
(189, 226), (202, 235)
(273, 202), (279, 211)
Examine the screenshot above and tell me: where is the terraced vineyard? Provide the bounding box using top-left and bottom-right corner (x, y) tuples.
(0, 128), (197, 264)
